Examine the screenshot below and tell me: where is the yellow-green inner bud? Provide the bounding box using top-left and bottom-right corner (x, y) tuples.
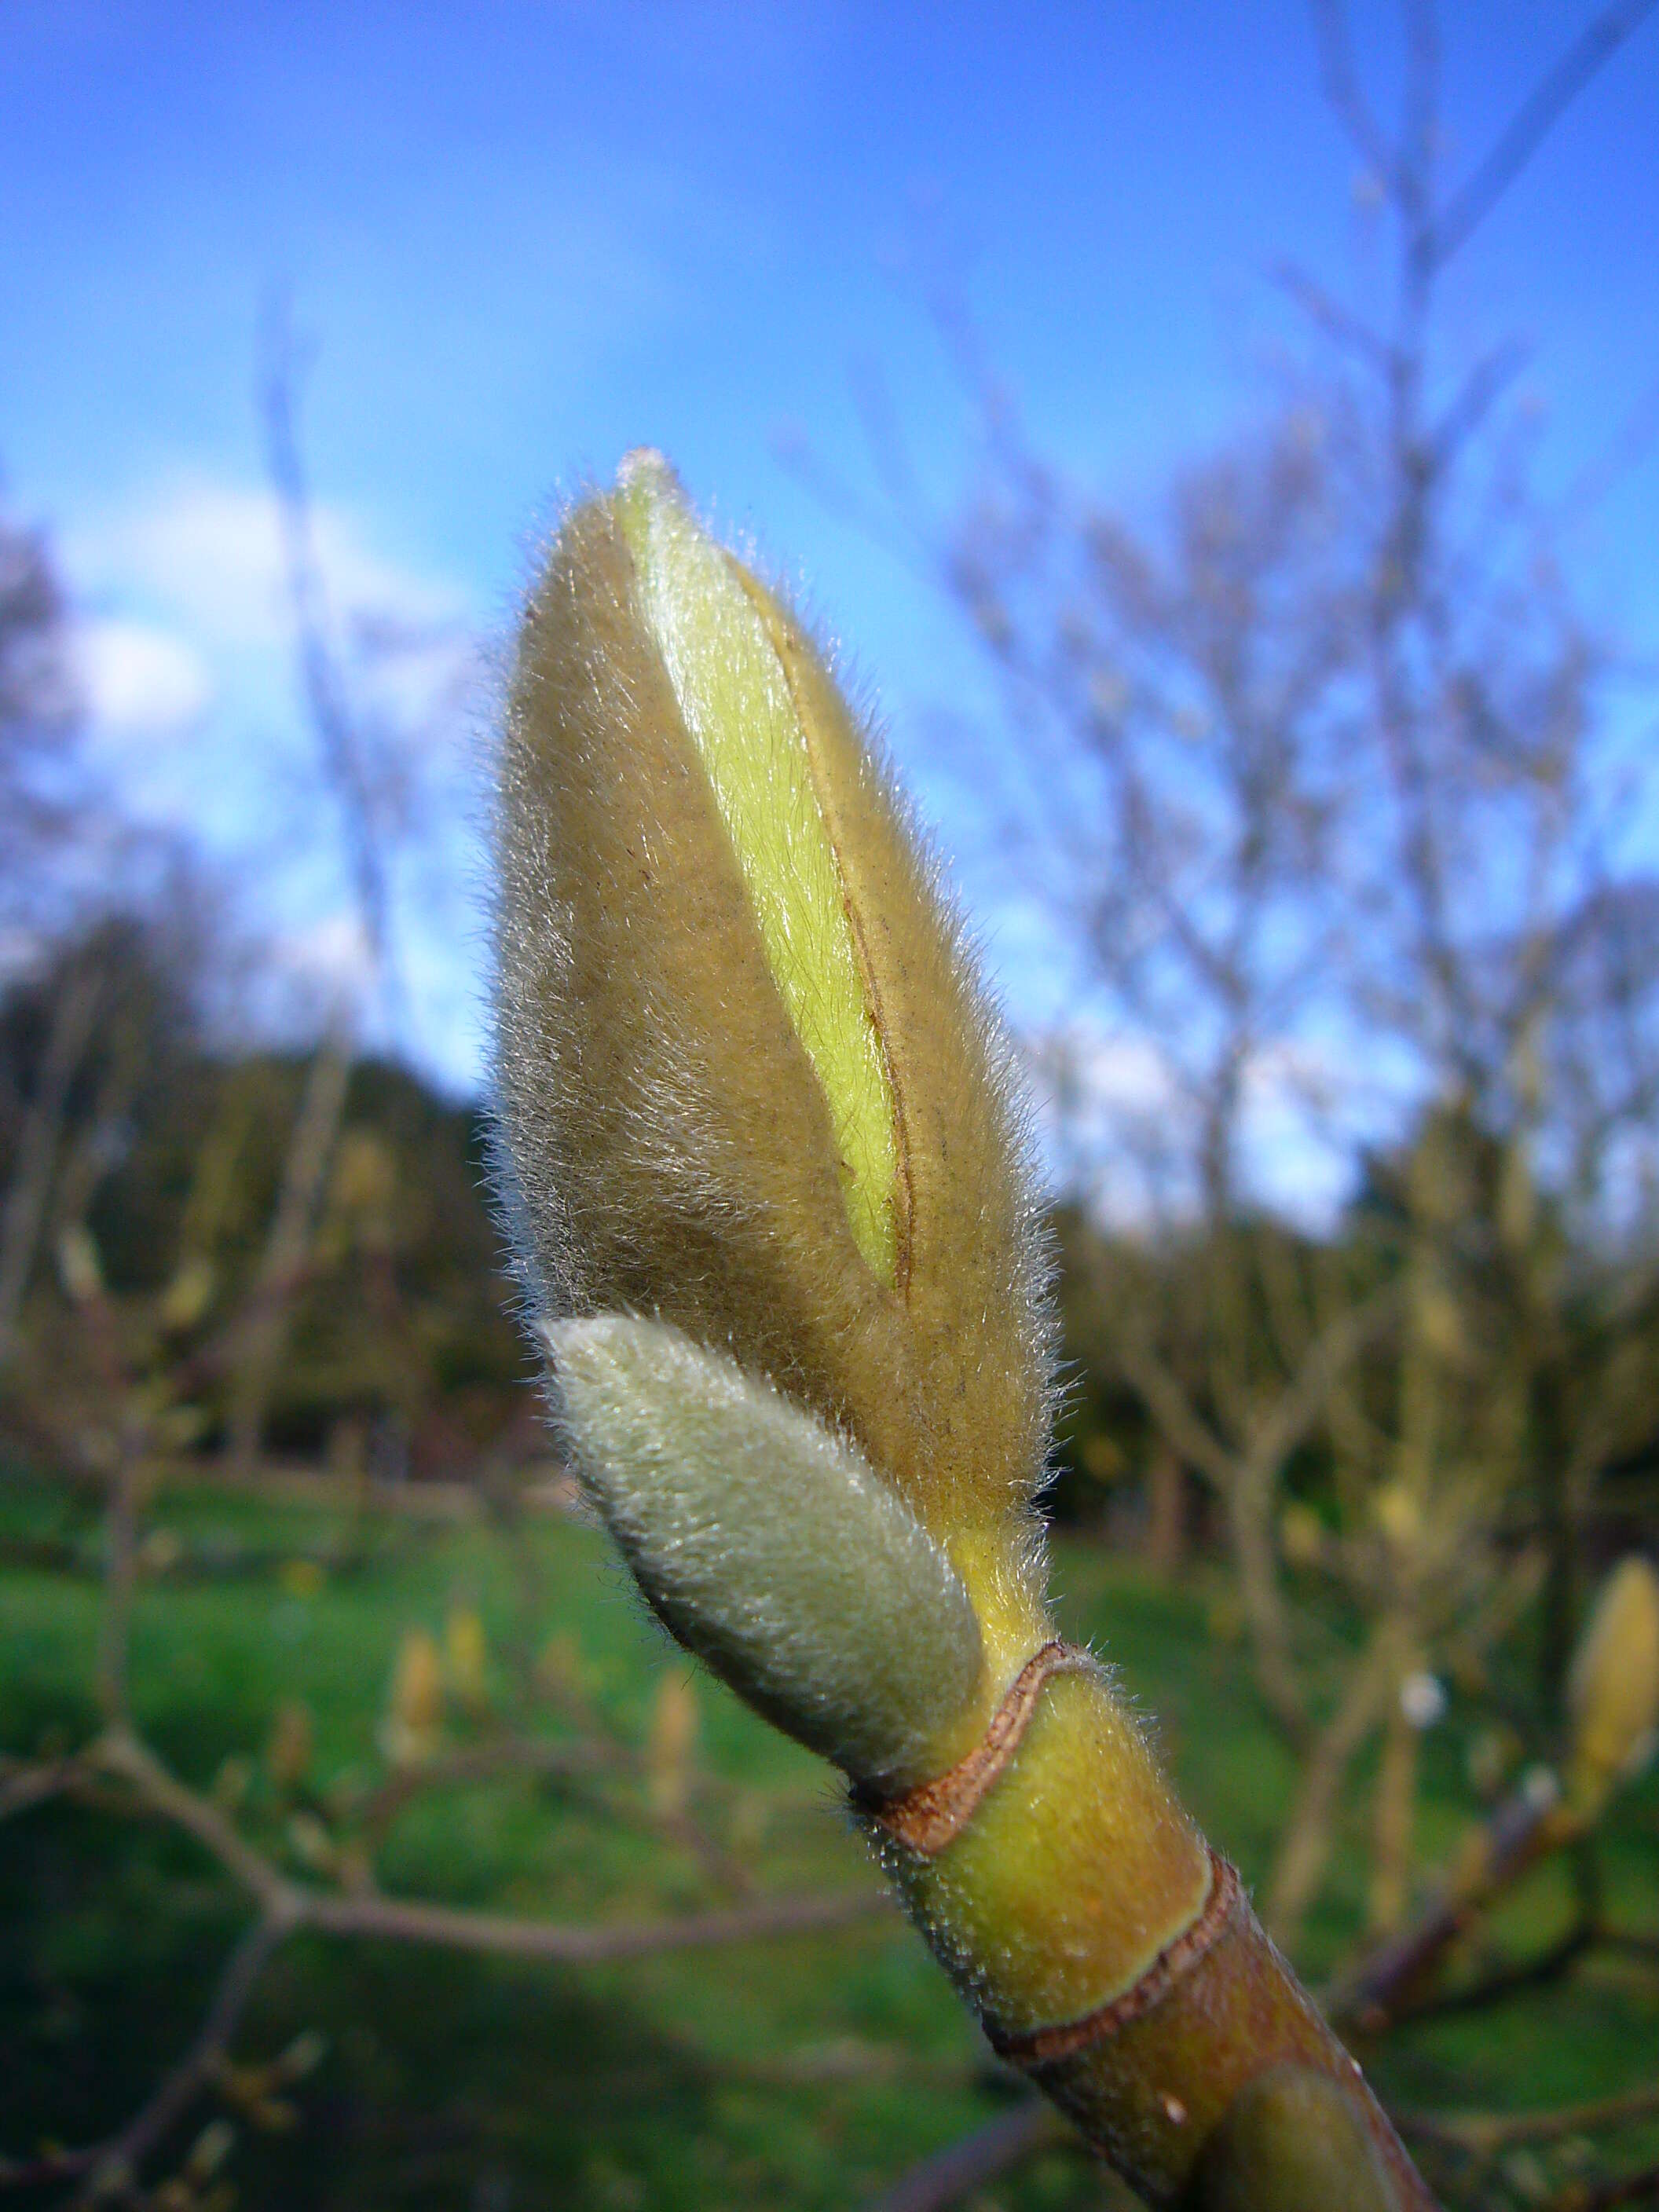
(615, 451), (902, 1287)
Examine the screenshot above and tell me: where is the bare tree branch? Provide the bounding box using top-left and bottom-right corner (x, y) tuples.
(1431, 0), (1658, 270)
(1402, 2074), (1659, 2155)
(260, 299), (399, 1002)
(2, 1723), (890, 2200)
(299, 1884), (883, 1965)
(1265, 1625), (1398, 1946)
(857, 2100), (1067, 2212)
(86, 1730), (885, 1965)
(0, 1753), (79, 1823)
(1272, 260), (1393, 369)
(0, 1910), (290, 2199)
(1311, 0), (1397, 184)
(0, 959), (101, 1366)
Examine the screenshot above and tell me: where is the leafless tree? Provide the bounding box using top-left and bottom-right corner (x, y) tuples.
(921, 0), (1659, 1957)
(0, 504), (94, 1366)
(0, 496), (82, 916)
(841, 20), (1659, 2208)
(222, 307), (472, 1474)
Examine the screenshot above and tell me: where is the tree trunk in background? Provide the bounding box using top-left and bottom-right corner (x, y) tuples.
(1369, 1681), (1418, 1936)
(0, 961), (101, 1368)
(1145, 1444), (1186, 1577)
(226, 1038), (351, 1475)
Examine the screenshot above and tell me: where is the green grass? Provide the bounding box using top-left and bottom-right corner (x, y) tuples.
(3, 1470), (1656, 2210)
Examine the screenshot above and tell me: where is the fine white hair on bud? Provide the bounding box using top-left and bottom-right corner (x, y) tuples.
(493, 456), (1057, 1669)
(545, 1314), (983, 1793)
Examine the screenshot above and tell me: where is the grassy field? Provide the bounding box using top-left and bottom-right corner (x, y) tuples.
(3, 1467), (1657, 2210)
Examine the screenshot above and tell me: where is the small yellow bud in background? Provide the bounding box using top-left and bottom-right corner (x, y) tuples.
(325, 1130), (398, 1258)
(56, 1222), (104, 1306)
(1079, 1431), (1124, 1483)
(1465, 1723), (1520, 1803)
(213, 1754), (253, 1811)
(445, 1605), (489, 1711)
(383, 1628), (445, 1767)
(1279, 1501), (1324, 1569)
(273, 2030), (328, 2083)
(1566, 1556), (1659, 1816)
(156, 1401), (211, 1452)
(646, 1671), (699, 1819)
(1415, 1282), (1465, 1364)
(137, 1527), (184, 1578)
(279, 1558), (326, 1600)
(266, 1698), (314, 1793)
(184, 2119), (238, 2182)
(159, 1253), (216, 1332)
(1373, 1481), (1422, 1557)
(285, 1810), (336, 1875)
(330, 1128), (397, 1215)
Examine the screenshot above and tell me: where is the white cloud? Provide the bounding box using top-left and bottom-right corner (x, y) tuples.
(76, 616), (213, 736)
(57, 471), (483, 862)
(1053, 1031), (1184, 1118)
(273, 909), (378, 1004)
(65, 475), (468, 659)
(354, 624), (485, 757)
(1029, 1018), (1410, 1231)
(0, 925), (50, 987)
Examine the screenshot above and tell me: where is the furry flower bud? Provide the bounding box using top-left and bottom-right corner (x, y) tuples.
(494, 454), (1053, 1665)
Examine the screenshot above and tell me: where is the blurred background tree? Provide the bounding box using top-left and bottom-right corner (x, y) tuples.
(926, 0), (1659, 1968)
(3, 5), (1659, 2209)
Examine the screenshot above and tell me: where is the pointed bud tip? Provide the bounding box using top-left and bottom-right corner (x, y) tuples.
(616, 445), (676, 493)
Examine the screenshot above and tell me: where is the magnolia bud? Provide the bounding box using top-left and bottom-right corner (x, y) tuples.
(265, 1698), (314, 1793)
(1192, 2067), (1399, 2212)
(445, 1606), (489, 1710)
(494, 455), (1053, 1669)
(383, 1628), (444, 1766)
(1566, 1556), (1659, 1815)
(56, 1222), (104, 1306)
(547, 1316), (982, 1792)
(646, 1671), (700, 1818)
(489, 457), (1434, 2212)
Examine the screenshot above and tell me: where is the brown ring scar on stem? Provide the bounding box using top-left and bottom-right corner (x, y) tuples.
(861, 1642), (1245, 2078)
(858, 1638), (1094, 1856)
(989, 1851), (1240, 2069)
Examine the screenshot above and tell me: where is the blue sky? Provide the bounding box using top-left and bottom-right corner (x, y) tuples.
(5, 2), (1657, 1136)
